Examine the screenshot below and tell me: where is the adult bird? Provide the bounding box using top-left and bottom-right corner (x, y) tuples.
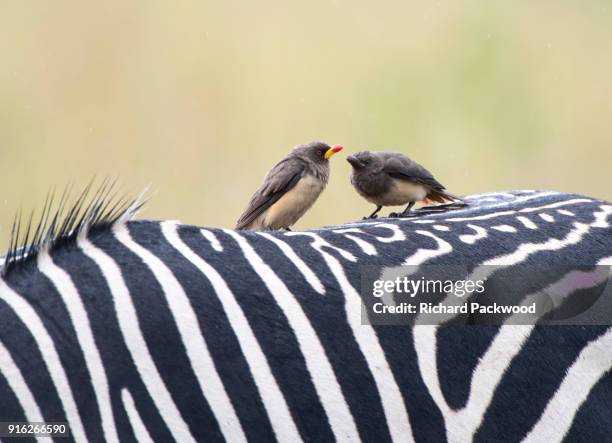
(236, 141), (343, 230)
(347, 150), (464, 219)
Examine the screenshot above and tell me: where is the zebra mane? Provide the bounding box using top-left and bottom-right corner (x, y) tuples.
(1, 179), (146, 276)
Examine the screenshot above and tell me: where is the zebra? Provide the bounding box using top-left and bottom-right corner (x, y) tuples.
(0, 187), (610, 442)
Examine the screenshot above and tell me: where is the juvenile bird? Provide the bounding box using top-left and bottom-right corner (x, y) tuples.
(347, 150), (463, 219)
(236, 141), (343, 230)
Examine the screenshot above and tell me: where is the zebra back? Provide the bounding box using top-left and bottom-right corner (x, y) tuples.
(0, 189), (610, 442)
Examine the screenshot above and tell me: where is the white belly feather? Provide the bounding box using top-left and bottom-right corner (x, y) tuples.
(256, 175), (325, 230)
(367, 178), (428, 206)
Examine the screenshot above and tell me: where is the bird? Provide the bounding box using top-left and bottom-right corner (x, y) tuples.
(346, 150), (464, 219)
(235, 141), (344, 230)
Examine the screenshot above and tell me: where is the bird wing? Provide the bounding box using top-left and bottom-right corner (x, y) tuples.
(235, 158), (306, 229)
(382, 154), (446, 190)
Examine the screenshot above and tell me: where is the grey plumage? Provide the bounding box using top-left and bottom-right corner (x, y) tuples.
(347, 150), (462, 218)
(236, 141), (343, 230)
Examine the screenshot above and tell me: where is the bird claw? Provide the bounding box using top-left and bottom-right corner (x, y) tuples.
(362, 214), (378, 220)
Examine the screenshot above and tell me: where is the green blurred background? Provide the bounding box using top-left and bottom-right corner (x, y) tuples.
(1, 1), (611, 245)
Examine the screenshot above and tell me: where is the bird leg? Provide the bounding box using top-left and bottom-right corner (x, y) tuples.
(363, 205), (382, 220)
(389, 202), (415, 218)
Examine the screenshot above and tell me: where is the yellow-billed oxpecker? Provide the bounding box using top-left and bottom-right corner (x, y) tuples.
(236, 141), (343, 230)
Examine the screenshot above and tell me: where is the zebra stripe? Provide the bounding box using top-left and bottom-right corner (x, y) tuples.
(161, 222), (301, 442)
(285, 231), (415, 442)
(37, 253), (119, 443)
(78, 233), (196, 442)
(0, 190), (610, 442)
(121, 389), (154, 443)
(0, 339), (44, 439)
(224, 229), (361, 442)
(113, 224), (247, 443)
(0, 278), (89, 442)
(257, 232), (325, 295)
(523, 328), (612, 441)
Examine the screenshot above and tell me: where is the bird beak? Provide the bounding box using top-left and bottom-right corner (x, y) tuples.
(346, 155), (363, 169)
(324, 144), (343, 160)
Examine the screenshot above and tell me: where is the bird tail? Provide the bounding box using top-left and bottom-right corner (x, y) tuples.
(423, 189), (466, 205)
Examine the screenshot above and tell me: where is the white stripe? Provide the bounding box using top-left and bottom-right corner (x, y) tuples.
(0, 278), (88, 442)
(332, 229), (377, 256)
(412, 326), (444, 410)
(450, 325), (533, 439)
(78, 234), (196, 443)
(338, 192), (557, 228)
(37, 254), (119, 443)
(519, 198), (593, 213)
(200, 229), (224, 252)
(371, 223), (406, 243)
(163, 223), (301, 442)
(225, 229), (359, 442)
(598, 256), (612, 265)
(121, 389), (154, 443)
(442, 195), (584, 222)
(593, 205), (612, 228)
(286, 231), (414, 443)
(351, 192), (562, 227)
(459, 224), (487, 245)
(448, 209), (516, 222)
(114, 224), (246, 443)
(258, 232), (325, 295)
(523, 328), (612, 442)
(433, 225), (450, 231)
(483, 223), (590, 266)
(0, 339), (45, 443)
(343, 234), (377, 255)
(491, 225), (517, 233)
(539, 213), (555, 223)
(516, 216), (537, 230)
(414, 325), (534, 441)
(404, 231), (452, 265)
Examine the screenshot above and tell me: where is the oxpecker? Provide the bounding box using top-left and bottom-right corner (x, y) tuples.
(236, 141), (343, 230)
(347, 150), (464, 219)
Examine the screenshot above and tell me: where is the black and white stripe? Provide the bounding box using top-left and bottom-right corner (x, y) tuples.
(0, 190), (611, 442)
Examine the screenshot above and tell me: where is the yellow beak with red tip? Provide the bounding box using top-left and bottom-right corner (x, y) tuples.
(324, 144), (344, 160)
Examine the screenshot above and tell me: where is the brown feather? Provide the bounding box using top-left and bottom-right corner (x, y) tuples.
(425, 189), (462, 205)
